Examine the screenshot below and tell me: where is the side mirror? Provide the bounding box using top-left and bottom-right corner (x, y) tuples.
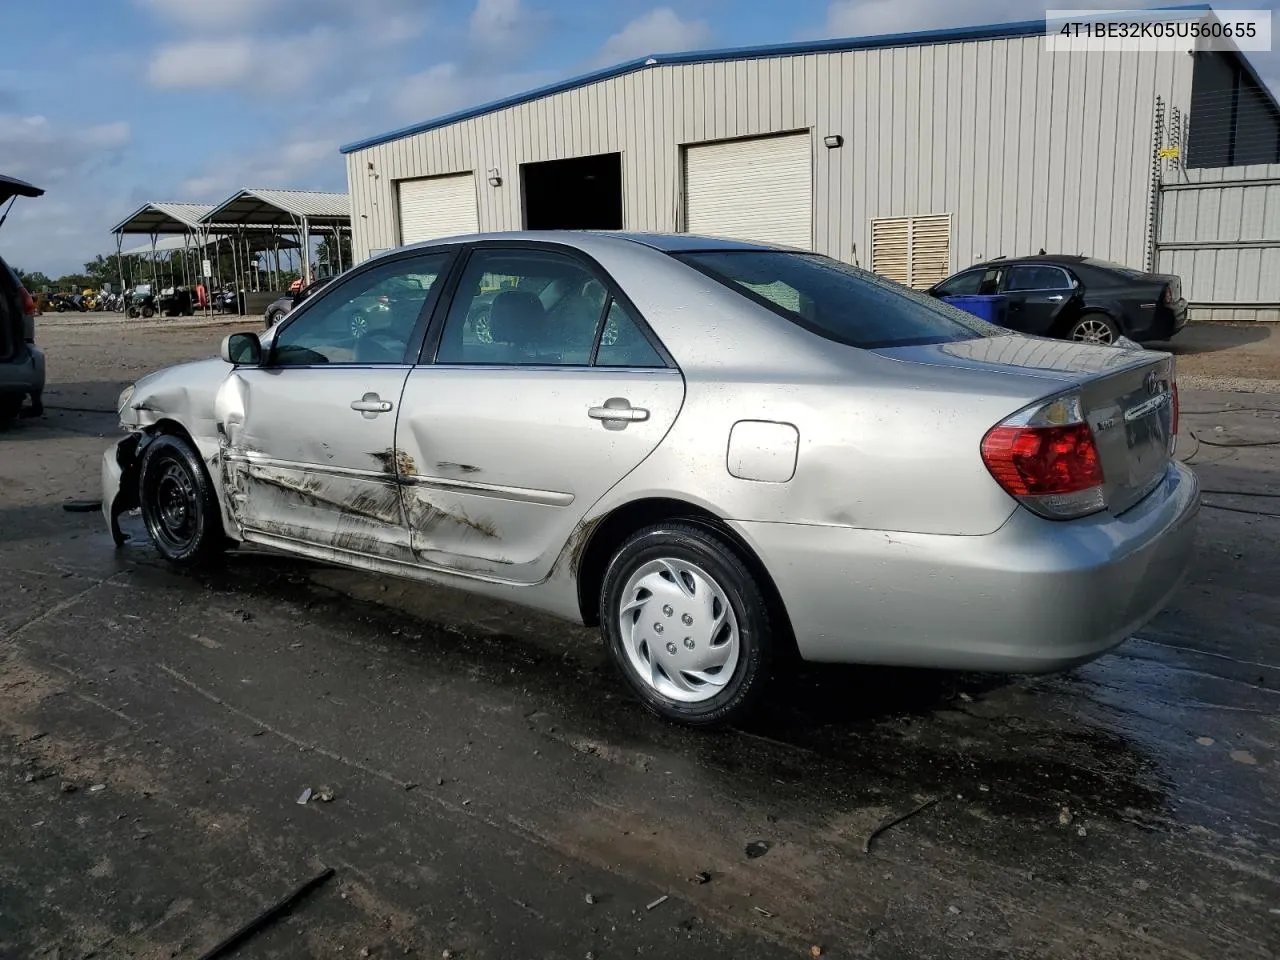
(220, 332), (262, 366)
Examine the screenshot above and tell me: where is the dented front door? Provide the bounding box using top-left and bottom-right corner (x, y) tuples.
(216, 367), (414, 561)
(214, 249), (454, 562)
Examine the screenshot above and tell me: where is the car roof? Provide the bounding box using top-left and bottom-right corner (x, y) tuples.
(385, 230), (790, 258)
(0, 173), (45, 204)
(974, 254), (1088, 268)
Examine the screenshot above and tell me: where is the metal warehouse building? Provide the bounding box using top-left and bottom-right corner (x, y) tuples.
(341, 14), (1280, 319)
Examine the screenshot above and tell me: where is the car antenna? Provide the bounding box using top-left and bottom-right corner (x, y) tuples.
(1038, 248), (1046, 255)
(0, 197), (13, 232)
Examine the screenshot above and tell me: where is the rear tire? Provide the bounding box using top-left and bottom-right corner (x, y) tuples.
(0, 395), (21, 430)
(141, 306), (155, 319)
(600, 522), (774, 727)
(265, 309), (283, 329)
(1067, 312), (1120, 345)
(138, 434), (226, 566)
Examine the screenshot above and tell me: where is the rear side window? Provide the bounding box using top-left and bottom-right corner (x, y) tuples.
(677, 251), (1003, 348)
(1005, 264), (1073, 291)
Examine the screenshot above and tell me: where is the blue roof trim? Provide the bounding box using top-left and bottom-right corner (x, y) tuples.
(339, 4), (1220, 155)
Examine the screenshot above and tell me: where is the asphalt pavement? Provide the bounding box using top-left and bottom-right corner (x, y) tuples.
(0, 325), (1277, 959)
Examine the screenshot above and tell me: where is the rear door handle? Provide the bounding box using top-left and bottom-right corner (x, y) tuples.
(351, 392), (394, 417)
(1045, 295), (1065, 302)
(589, 399), (649, 423)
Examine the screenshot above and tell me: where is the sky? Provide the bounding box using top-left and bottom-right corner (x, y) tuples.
(2, 0), (1278, 277)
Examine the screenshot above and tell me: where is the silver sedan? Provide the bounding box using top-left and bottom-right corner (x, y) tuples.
(102, 232), (1199, 726)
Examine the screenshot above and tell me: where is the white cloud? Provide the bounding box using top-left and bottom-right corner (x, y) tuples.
(469, 0), (539, 56)
(147, 30), (344, 92)
(594, 7), (712, 67)
(136, 0), (265, 29)
(0, 115), (135, 275)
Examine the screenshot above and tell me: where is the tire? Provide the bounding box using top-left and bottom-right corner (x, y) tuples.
(265, 309), (283, 329)
(599, 522), (774, 727)
(1067, 312), (1120, 345)
(0, 395), (21, 430)
(141, 306), (155, 318)
(138, 434), (226, 566)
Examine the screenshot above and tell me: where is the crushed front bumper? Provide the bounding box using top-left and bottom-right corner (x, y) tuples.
(102, 433), (143, 546)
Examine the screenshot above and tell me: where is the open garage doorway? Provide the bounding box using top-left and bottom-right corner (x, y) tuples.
(522, 153), (623, 230)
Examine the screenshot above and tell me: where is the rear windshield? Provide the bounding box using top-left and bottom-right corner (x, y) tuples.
(1082, 258), (1145, 279)
(676, 251), (1004, 348)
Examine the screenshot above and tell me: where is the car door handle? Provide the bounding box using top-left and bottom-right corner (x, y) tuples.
(1045, 295), (1065, 302)
(351, 393), (393, 415)
(589, 400), (649, 422)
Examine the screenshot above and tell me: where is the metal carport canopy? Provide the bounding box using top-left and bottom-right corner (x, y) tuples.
(109, 201), (231, 236)
(199, 189), (351, 284)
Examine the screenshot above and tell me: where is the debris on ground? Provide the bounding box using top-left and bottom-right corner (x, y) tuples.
(585, 893), (596, 905)
(442, 950), (454, 959)
(194, 866), (335, 960)
(690, 871), (712, 885)
(948, 905), (961, 915)
(62, 499), (103, 513)
(1058, 806), (1073, 826)
(315, 786), (336, 802)
(744, 840), (772, 859)
(1196, 736), (1215, 746)
(752, 906), (774, 918)
(862, 796), (941, 854)
(1230, 749), (1258, 765)
(1077, 826), (1088, 837)
(958, 692), (974, 702)
(359, 949), (371, 958)
(810, 946), (823, 958)
(646, 895), (668, 911)
(296, 788), (312, 805)
(60, 782), (77, 794)
(88, 783), (106, 793)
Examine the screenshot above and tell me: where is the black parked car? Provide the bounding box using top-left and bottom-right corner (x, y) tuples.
(0, 173), (46, 427)
(928, 254), (1188, 344)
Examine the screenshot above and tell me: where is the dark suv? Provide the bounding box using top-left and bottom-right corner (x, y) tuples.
(928, 254), (1188, 344)
(0, 174), (46, 427)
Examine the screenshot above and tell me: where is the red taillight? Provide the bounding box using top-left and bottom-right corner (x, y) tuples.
(981, 423), (1104, 496)
(18, 285), (36, 316)
(981, 393), (1107, 519)
(1162, 284), (1173, 305)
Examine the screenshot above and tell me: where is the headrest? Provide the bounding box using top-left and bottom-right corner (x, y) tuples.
(489, 290), (546, 347)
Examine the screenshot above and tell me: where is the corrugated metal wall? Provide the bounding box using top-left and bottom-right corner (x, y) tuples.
(346, 38), (1193, 273)
(1157, 163), (1280, 321)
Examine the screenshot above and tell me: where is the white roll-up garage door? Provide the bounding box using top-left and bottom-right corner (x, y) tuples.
(683, 133), (812, 249)
(398, 173), (479, 245)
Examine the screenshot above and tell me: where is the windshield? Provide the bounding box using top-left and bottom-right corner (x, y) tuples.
(676, 250), (1005, 348)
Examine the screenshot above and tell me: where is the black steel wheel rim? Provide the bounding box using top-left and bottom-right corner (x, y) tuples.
(146, 455), (200, 552)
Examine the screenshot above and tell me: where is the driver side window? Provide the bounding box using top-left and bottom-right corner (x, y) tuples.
(272, 253), (450, 366)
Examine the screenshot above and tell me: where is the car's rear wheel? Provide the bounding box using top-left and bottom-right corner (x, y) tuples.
(141, 306), (155, 319)
(1068, 312), (1120, 345)
(600, 522), (773, 727)
(138, 434), (226, 566)
(265, 308), (284, 329)
(0, 395), (21, 430)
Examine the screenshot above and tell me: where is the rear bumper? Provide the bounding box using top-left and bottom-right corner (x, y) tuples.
(732, 461), (1200, 672)
(0, 344), (44, 396)
(1132, 300), (1188, 341)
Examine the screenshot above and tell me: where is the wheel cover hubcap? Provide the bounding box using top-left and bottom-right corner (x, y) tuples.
(618, 558), (740, 703)
(1073, 319), (1114, 344)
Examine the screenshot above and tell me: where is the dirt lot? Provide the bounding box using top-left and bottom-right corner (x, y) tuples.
(1, 318), (1277, 959)
(1149, 322), (1280, 393)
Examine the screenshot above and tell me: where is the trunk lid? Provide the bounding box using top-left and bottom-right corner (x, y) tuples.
(877, 333), (1175, 516)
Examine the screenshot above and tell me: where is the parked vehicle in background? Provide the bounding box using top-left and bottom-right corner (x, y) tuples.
(263, 275), (337, 328)
(0, 173), (46, 427)
(928, 255), (1188, 345)
(158, 286), (195, 317)
(50, 292), (87, 312)
(126, 286), (156, 318)
(103, 232), (1198, 727)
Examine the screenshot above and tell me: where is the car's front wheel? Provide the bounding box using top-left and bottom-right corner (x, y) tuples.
(138, 434), (226, 566)
(265, 308), (284, 329)
(600, 522), (774, 727)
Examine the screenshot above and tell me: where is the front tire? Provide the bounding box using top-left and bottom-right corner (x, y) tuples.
(265, 309), (283, 329)
(600, 522), (774, 727)
(138, 435), (225, 566)
(1067, 312), (1120, 345)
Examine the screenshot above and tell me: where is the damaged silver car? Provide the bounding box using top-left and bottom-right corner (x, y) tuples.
(103, 232), (1199, 726)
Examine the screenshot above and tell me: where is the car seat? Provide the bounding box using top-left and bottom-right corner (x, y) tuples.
(487, 290), (548, 363)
